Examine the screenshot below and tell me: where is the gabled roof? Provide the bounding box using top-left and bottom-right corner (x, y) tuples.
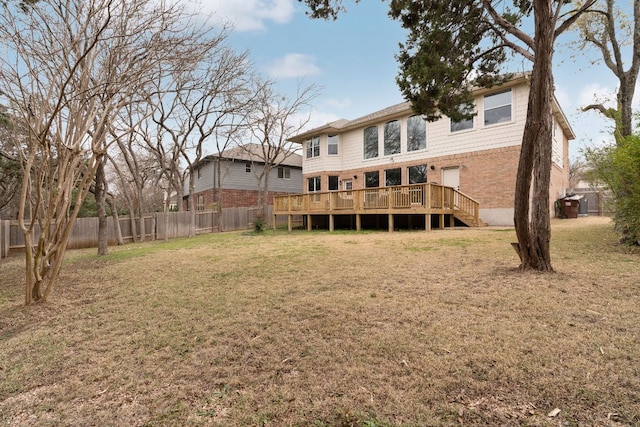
(198, 143), (302, 168)
(289, 102), (412, 143)
(288, 72), (575, 143)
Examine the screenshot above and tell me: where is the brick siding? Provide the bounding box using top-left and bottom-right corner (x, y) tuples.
(302, 145), (565, 211)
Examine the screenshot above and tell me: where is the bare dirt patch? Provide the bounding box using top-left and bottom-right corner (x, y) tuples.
(1, 217), (638, 426)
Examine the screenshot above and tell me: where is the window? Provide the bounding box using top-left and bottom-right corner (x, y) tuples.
(245, 162), (252, 173)
(306, 136), (320, 158)
(364, 171), (379, 188)
(197, 195), (205, 211)
(484, 89), (512, 126)
(364, 126), (378, 159)
(308, 176), (321, 192)
(197, 168), (201, 179)
(384, 120), (401, 156)
(450, 104), (474, 132)
(385, 168), (401, 186)
(328, 135), (339, 155)
(277, 167), (290, 179)
(451, 117), (474, 132)
(328, 175), (339, 191)
(407, 115), (426, 151)
(408, 165), (428, 184)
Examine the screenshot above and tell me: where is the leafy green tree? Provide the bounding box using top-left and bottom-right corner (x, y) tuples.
(584, 135), (640, 245)
(572, 0), (640, 243)
(300, 0), (595, 271)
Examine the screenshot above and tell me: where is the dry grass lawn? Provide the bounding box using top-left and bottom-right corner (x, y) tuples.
(0, 216), (639, 426)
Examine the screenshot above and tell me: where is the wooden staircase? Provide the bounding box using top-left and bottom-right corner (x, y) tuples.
(454, 210), (488, 227)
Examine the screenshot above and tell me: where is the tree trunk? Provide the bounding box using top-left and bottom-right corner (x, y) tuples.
(216, 158), (224, 232)
(126, 197), (138, 243)
(513, 0), (555, 271)
(261, 167), (270, 218)
(617, 74), (635, 141)
(108, 195), (124, 245)
(163, 196), (170, 242)
(95, 158), (109, 256)
(188, 173), (196, 237)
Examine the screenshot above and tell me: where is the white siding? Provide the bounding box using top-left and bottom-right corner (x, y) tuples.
(552, 118), (564, 168)
(302, 84), (531, 173)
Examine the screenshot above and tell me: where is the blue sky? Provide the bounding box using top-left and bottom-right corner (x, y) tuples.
(199, 0), (632, 160)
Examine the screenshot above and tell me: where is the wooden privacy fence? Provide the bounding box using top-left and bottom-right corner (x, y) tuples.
(0, 206), (299, 259)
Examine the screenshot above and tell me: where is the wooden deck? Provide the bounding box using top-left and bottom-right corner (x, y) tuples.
(273, 183), (483, 232)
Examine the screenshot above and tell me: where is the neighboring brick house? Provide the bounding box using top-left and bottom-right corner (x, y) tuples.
(184, 143), (303, 210)
(287, 73), (573, 226)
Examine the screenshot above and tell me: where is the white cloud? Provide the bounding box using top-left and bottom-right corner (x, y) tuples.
(577, 82), (616, 109)
(325, 97), (352, 110)
(305, 110), (342, 130)
(266, 53), (321, 79)
(554, 85), (572, 111)
(187, 0), (295, 32)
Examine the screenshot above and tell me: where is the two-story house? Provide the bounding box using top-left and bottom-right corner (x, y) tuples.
(274, 73), (573, 229)
(185, 143), (303, 210)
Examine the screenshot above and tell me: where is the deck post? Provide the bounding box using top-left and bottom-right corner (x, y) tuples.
(329, 214), (334, 232)
(450, 214), (455, 228)
(356, 214), (361, 231)
(425, 214), (431, 231)
(388, 214), (394, 232)
(287, 215), (292, 232)
(307, 214), (312, 231)
(439, 214), (445, 230)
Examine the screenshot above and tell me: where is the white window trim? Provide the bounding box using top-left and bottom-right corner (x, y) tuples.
(483, 89), (513, 127)
(407, 115), (427, 151)
(278, 166), (291, 180)
(327, 134), (339, 156)
(306, 136), (320, 159)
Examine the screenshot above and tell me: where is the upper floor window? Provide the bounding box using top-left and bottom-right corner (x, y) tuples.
(450, 104), (474, 132)
(308, 176), (321, 192)
(364, 171), (379, 188)
(484, 89), (512, 126)
(364, 126), (378, 159)
(384, 120), (401, 156)
(245, 162), (252, 173)
(407, 115), (426, 151)
(385, 168), (401, 186)
(277, 167), (290, 179)
(306, 136), (320, 159)
(408, 165), (428, 184)
(328, 134), (339, 155)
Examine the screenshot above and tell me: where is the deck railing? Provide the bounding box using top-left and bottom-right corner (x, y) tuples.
(274, 183), (480, 225)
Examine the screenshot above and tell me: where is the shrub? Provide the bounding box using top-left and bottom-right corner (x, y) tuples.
(253, 213), (267, 233)
(585, 134), (640, 245)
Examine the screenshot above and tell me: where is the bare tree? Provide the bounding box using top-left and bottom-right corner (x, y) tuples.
(242, 80), (320, 216)
(0, 106), (24, 219)
(575, 0), (640, 141)
(151, 39), (254, 237)
(0, 0), (203, 304)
